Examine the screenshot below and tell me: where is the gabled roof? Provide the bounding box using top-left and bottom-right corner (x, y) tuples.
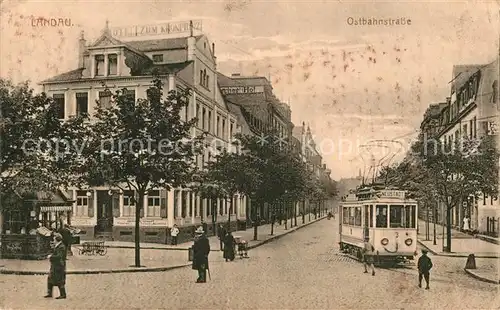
(41, 68), (85, 83)
(89, 29), (146, 57)
(217, 72), (270, 87)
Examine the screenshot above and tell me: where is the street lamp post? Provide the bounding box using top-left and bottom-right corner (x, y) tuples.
(433, 204), (437, 245)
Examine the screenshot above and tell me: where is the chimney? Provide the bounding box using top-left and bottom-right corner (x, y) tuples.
(78, 31), (86, 68)
(187, 20), (196, 61)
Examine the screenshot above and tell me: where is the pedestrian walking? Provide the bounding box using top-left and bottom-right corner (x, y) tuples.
(217, 224), (226, 251)
(201, 220), (208, 236)
(223, 231), (236, 262)
(170, 224), (179, 245)
(363, 237), (376, 276)
(44, 233), (67, 299)
(192, 226), (210, 283)
(417, 249), (433, 289)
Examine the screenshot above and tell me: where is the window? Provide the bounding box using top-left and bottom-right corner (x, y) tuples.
(185, 103), (189, 121)
(208, 110), (212, 133)
(95, 55), (105, 76)
(463, 124), (468, 138)
(206, 75), (210, 88)
(75, 190), (89, 216)
(99, 91), (112, 109)
(195, 194), (199, 217)
(222, 118), (226, 137)
(206, 199), (211, 217)
(108, 54), (118, 75)
(473, 116), (477, 138)
(76, 92), (88, 116)
(389, 205), (404, 228)
(124, 89), (135, 103)
(375, 205), (388, 228)
(216, 115), (220, 136)
(202, 107), (206, 130)
(53, 94), (65, 119)
(3, 210), (26, 234)
(152, 54), (163, 63)
(348, 207), (355, 225)
(230, 121), (234, 138)
(147, 190), (161, 217)
(404, 205), (416, 228)
(203, 69), (207, 87)
(369, 205), (373, 227)
(342, 207), (349, 224)
(174, 190), (180, 218)
(196, 103), (200, 127)
(354, 207), (361, 226)
(122, 190), (136, 217)
(492, 80), (498, 103)
(469, 119), (473, 138)
(181, 191), (187, 218)
(199, 70), (204, 85)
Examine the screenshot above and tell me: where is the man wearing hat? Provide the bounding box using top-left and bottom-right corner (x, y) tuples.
(44, 233), (67, 299)
(192, 226), (210, 283)
(417, 249), (433, 289)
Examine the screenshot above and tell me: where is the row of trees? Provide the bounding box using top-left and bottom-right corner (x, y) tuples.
(378, 132), (499, 252)
(1, 77), (336, 266)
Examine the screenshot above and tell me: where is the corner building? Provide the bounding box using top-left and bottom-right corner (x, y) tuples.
(40, 23), (247, 243)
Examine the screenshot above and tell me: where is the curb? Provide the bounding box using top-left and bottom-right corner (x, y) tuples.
(0, 216), (326, 276)
(0, 263), (191, 276)
(464, 268), (500, 285)
(417, 241), (500, 259)
(475, 235), (500, 245)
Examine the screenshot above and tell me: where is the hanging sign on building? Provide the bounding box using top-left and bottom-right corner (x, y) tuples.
(220, 86), (265, 95)
(110, 20), (203, 38)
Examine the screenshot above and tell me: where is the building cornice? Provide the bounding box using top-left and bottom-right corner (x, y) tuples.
(437, 101), (477, 138)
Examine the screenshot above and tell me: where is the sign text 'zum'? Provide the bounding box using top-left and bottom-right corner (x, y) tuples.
(111, 20), (203, 38)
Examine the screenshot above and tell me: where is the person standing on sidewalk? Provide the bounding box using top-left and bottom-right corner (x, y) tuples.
(217, 224), (226, 251)
(223, 231), (236, 262)
(192, 227), (210, 283)
(418, 249), (433, 289)
(170, 224), (179, 245)
(44, 233), (67, 299)
(363, 237), (376, 276)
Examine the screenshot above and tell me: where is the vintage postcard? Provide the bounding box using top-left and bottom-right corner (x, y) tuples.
(0, 0), (499, 309)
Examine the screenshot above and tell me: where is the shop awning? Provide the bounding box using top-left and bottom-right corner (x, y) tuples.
(39, 205), (73, 212)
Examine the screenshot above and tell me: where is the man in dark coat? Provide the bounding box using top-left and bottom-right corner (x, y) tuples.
(217, 224), (226, 251)
(44, 233), (67, 299)
(192, 227), (210, 283)
(418, 249), (433, 289)
(223, 231), (236, 262)
(59, 224), (73, 257)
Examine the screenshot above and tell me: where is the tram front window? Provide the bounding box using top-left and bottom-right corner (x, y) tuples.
(390, 205), (405, 228)
(405, 205), (416, 228)
(375, 205), (388, 228)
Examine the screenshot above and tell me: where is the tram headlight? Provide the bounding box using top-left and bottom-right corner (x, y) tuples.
(381, 238), (389, 246)
(405, 238), (413, 246)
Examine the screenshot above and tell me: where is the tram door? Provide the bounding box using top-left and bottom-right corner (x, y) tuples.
(363, 205), (369, 240)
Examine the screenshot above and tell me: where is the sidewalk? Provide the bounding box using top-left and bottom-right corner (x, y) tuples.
(417, 219), (500, 258)
(0, 214), (326, 275)
(417, 219), (500, 285)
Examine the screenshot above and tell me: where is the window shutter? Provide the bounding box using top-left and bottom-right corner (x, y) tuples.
(160, 189), (167, 218)
(112, 193), (120, 217)
(88, 192), (94, 217)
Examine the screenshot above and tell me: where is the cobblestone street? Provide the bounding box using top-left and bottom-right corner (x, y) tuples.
(1, 219), (498, 309)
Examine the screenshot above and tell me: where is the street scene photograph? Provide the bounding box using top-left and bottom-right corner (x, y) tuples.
(0, 0), (499, 309)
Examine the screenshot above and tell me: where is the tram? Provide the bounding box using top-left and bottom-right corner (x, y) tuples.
(339, 185), (418, 264)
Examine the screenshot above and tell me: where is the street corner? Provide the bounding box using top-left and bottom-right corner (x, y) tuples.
(464, 268), (500, 285)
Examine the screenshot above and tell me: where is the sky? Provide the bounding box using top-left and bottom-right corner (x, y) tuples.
(1, 0), (499, 179)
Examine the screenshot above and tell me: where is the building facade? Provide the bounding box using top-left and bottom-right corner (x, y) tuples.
(420, 60), (499, 233)
(40, 22), (247, 243)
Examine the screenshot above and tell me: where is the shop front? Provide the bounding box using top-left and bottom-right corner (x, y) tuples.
(0, 190), (74, 260)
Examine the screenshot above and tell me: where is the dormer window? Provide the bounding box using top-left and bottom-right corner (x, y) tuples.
(108, 54), (117, 75)
(152, 54), (163, 63)
(95, 55), (105, 76)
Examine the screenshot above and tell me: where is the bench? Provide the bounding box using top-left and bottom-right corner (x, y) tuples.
(78, 241), (107, 256)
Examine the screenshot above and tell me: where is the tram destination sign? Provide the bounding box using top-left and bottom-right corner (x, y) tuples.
(220, 86), (265, 95)
(378, 190), (406, 199)
(110, 20), (202, 38)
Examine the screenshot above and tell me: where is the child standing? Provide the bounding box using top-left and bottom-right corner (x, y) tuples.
(418, 249), (433, 289)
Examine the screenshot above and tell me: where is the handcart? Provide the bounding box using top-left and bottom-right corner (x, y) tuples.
(234, 236), (249, 259)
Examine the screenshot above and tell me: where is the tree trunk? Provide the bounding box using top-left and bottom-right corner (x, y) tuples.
(270, 212), (274, 235)
(294, 201), (297, 227)
(284, 199), (288, 230)
(135, 190), (144, 267)
(302, 201), (305, 224)
(445, 206), (452, 252)
(253, 199), (259, 241)
(227, 197), (231, 232)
